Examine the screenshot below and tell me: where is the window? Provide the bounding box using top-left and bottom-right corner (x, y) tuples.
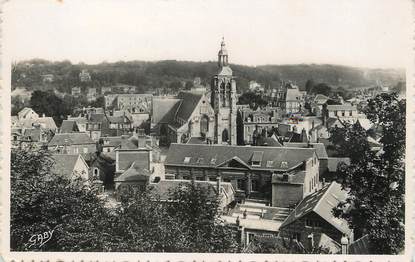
(237, 179), (245, 190)
(196, 157), (204, 164)
(83, 147), (88, 153)
(251, 161), (261, 167)
(266, 160), (274, 167)
(283, 174), (289, 181)
(306, 219), (313, 227)
(74, 147), (79, 154)
(183, 175), (190, 180)
(93, 167), (99, 178)
(183, 157), (191, 163)
(280, 161), (288, 169)
(251, 180), (259, 191)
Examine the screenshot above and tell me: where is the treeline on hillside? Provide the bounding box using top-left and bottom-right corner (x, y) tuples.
(12, 59), (405, 94)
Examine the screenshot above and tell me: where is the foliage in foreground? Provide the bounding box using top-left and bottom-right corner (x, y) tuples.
(11, 149), (239, 252)
(329, 92), (405, 254)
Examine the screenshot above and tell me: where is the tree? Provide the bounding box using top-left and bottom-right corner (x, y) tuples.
(237, 92), (267, 109)
(111, 182), (240, 252)
(11, 149), (239, 252)
(329, 92), (405, 254)
(305, 79), (315, 93)
(11, 148), (114, 251)
(166, 181), (240, 252)
(29, 90), (72, 126)
(309, 83), (332, 96)
(184, 80), (194, 90)
(89, 96), (105, 108)
(11, 95), (28, 116)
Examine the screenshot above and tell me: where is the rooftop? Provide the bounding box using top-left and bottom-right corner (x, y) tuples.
(165, 143), (316, 172)
(280, 182), (351, 235)
(51, 154), (87, 178)
(48, 132), (95, 146)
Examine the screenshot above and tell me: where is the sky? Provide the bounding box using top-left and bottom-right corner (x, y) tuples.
(3, 0), (411, 68)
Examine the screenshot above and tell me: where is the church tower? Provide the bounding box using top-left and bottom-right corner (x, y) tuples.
(211, 38), (237, 145)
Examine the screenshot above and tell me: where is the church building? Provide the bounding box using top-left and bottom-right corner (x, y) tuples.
(151, 39), (238, 146)
(211, 38), (237, 145)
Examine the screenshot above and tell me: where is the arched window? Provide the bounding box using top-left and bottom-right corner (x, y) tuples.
(226, 83), (232, 107)
(93, 167), (100, 179)
(200, 115), (209, 135)
(220, 82), (226, 107)
(222, 128), (229, 142)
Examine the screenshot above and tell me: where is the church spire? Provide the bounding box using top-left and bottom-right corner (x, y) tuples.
(218, 37), (229, 67)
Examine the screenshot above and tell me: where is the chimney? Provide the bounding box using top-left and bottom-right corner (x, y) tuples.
(341, 235), (349, 254)
(216, 175), (221, 194)
(138, 135), (147, 148)
(307, 233), (314, 251)
(301, 128), (308, 143)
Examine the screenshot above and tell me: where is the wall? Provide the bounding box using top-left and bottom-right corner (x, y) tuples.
(279, 212), (345, 248)
(73, 157), (89, 181)
(272, 183), (303, 207)
(304, 154), (320, 196)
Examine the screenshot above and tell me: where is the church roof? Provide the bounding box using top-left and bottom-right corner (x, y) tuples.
(151, 98), (181, 124)
(175, 91), (204, 121)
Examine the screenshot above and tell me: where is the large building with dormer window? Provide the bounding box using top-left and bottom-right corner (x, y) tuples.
(164, 143), (321, 207)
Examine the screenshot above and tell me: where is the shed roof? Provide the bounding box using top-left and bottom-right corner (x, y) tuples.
(280, 182), (351, 235)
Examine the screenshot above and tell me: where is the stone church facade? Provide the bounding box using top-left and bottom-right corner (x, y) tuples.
(211, 38), (237, 145)
(151, 39), (238, 146)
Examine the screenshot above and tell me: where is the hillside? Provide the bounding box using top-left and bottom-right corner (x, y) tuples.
(12, 59), (405, 94)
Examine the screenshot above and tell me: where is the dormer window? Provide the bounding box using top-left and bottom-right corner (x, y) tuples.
(210, 158), (217, 165)
(266, 160), (273, 167)
(196, 158), (204, 164)
(280, 161), (288, 169)
(183, 157), (191, 164)
(251, 151), (263, 167)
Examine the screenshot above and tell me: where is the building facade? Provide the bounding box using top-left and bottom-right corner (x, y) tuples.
(164, 143), (320, 207)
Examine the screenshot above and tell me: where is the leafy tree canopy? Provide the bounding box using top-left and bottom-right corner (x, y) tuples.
(11, 148), (239, 252)
(329, 92), (405, 254)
